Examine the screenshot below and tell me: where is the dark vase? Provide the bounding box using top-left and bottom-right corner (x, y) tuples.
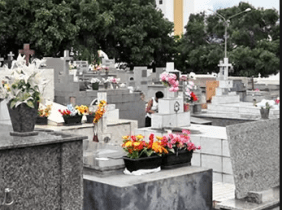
(86, 115), (95, 123)
(63, 115), (82, 126)
(161, 149), (193, 169)
(260, 108), (270, 119)
(36, 116), (48, 125)
(7, 102), (38, 135)
(92, 82), (99, 90)
(123, 155), (163, 172)
(104, 83), (109, 89)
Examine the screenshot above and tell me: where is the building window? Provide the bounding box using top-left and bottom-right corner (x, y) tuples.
(159, 0), (163, 4)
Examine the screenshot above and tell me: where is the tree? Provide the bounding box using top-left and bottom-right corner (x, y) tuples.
(176, 2), (280, 77)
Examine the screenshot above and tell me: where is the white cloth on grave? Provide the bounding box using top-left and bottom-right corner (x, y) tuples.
(123, 167), (161, 176)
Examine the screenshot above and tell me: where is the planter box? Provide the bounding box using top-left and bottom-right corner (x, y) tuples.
(36, 116), (48, 125)
(92, 82), (99, 90)
(161, 150), (193, 169)
(123, 155), (162, 172)
(63, 115), (82, 126)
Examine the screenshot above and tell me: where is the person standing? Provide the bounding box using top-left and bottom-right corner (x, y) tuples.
(145, 91), (164, 127)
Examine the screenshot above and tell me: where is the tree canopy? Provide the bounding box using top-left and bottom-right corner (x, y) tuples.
(175, 2), (280, 77)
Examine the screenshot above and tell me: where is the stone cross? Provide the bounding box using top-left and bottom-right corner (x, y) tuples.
(19, 44), (35, 65)
(0, 56), (3, 67)
(217, 57), (232, 80)
(7, 51), (15, 61)
(60, 50), (73, 75)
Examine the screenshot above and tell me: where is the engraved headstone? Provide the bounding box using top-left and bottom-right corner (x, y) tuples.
(226, 119), (279, 199)
(75, 60), (89, 75)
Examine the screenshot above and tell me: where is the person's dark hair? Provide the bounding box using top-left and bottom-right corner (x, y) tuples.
(155, 91), (164, 99)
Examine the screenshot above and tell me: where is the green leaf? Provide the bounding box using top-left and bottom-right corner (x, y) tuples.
(26, 100), (35, 108)
(10, 99), (17, 109)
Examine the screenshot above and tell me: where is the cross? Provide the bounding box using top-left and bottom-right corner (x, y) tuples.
(218, 58), (232, 80)
(18, 44), (35, 65)
(7, 51), (15, 61)
(60, 50), (73, 75)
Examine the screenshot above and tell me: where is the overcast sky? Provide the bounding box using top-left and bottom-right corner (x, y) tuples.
(194, 0), (279, 13)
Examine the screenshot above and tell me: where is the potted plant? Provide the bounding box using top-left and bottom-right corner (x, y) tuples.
(184, 81), (199, 113)
(58, 104), (87, 125)
(102, 78), (110, 89)
(122, 134), (168, 172)
(160, 72), (179, 97)
(90, 78), (100, 90)
(109, 77), (120, 89)
(92, 100), (107, 141)
(36, 103), (52, 125)
(0, 54), (48, 135)
(160, 130), (201, 169)
(259, 102), (272, 119)
(86, 109), (95, 123)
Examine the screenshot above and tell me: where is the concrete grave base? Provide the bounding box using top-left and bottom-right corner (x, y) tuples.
(83, 166), (213, 210)
(215, 186), (279, 210)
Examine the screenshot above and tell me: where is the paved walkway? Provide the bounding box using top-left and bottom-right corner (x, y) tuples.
(213, 181), (235, 209)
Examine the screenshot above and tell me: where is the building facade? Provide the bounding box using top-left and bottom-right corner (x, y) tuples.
(156, 0), (195, 36)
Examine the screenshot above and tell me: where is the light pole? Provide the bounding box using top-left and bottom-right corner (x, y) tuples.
(208, 8), (251, 58)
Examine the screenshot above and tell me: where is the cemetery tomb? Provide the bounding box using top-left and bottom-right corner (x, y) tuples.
(0, 124), (87, 209)
(215, 119), (280, 210)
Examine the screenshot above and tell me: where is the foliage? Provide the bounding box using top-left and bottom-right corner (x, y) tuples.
(0, 54), (48, 109)
(175, 2), (280, 77)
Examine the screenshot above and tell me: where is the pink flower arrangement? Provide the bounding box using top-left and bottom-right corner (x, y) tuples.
(151, 130), (201, 154)
(109, 77), (120, 84)
(160, 72), (179, 92)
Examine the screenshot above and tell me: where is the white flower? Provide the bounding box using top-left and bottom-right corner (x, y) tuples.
(91, 78), (101, 83)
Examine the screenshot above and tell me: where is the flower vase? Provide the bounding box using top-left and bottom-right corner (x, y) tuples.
(7, 102), (38, 136)
(184, 103), (190, 112)
(112, 83), (118, 89)
(260, 109), (270, 119)
(123, 155), (163, 172)
(161, 149), (193, 169)
(165, 87), (178, 98)
(92, 82), (99, 90)
(92, 123), (99, 142)
(104, 83), (108, 89)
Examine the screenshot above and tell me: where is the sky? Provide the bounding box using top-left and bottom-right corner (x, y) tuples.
(194, 0), (280, 14)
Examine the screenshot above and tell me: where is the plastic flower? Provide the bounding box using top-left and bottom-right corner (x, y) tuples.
(93, 100), (107, 123)
(38, 103), (52, 117)
(160, 72), (179, 92)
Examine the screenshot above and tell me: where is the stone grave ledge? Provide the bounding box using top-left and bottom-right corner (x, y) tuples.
(215, 186), (280, 210)
(83, 166), (213, 210)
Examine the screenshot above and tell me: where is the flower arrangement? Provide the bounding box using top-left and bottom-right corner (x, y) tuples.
(102, 77), (111, 84)
(160, 72), (179, 92)
(58, 104), (87, 117)
(75, 105), (88, 115)
(93, 100), (107, 123)
(122, 134), (169, 159)
(160, 130), (201, 153)
(90, 78), (101, 84)
(185, 81), (198, 103)
(0, 54), (48, 109)
(275, 97), (280, 105)
(69, 63), (77, 70)
(109, 77), (120, 84)
(38, 103), (52, 117)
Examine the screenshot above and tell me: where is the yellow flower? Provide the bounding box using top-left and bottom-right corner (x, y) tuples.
(136, 134), (144, 140)
(4, 84), (10, 91)
(156, 136), (163, 140)
(133, 142), (141, 147)
(124, 141), (132, 147)
(122, 135), (130, 140)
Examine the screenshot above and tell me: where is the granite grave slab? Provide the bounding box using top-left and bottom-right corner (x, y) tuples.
(226, 119), (279, 199)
